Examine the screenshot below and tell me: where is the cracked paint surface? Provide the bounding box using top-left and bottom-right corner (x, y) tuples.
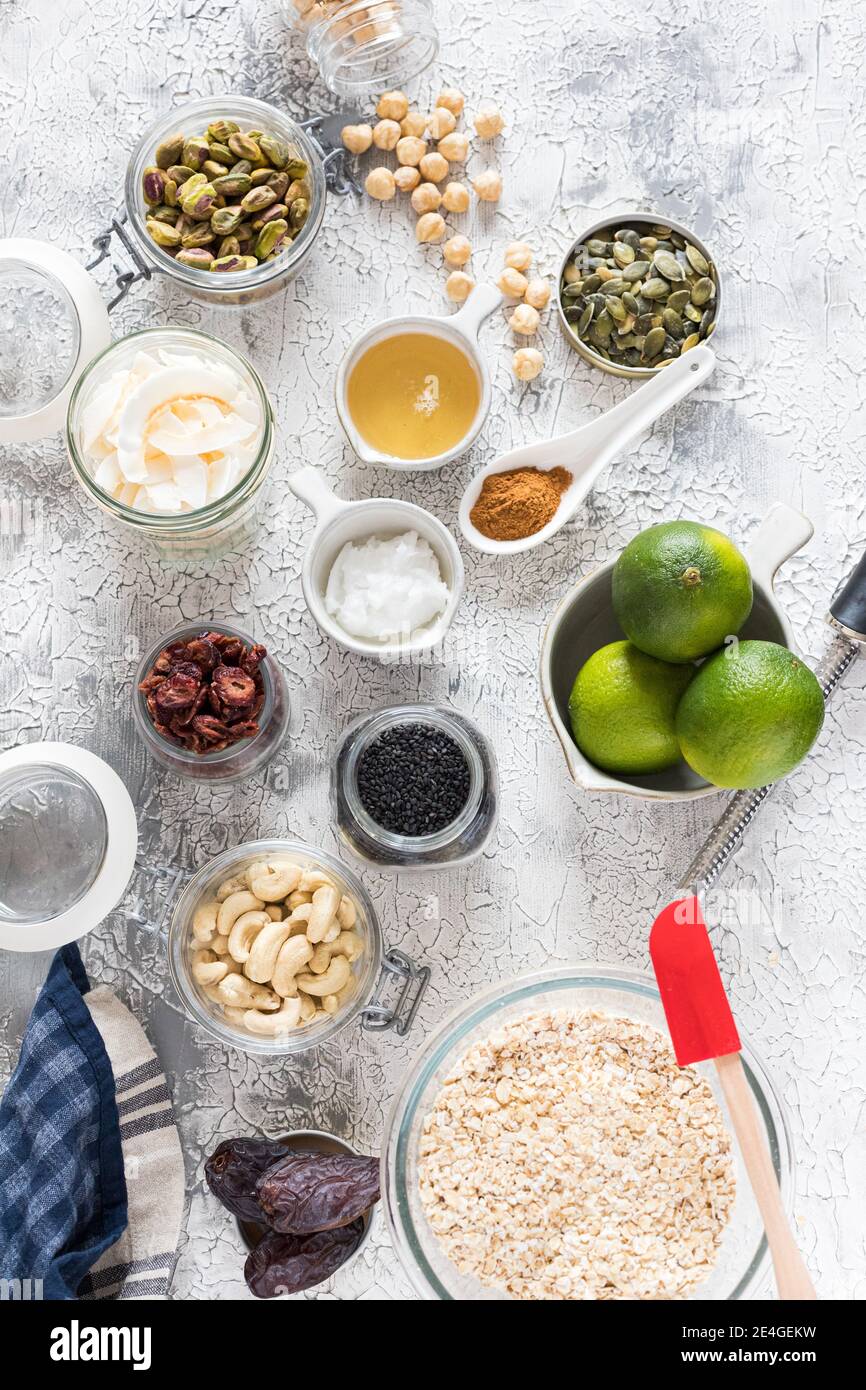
(1, 0), (864, 1300)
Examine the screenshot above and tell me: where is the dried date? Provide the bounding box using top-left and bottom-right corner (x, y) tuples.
(244, 1220), (364, 1298)
(138, 629), (268, 755)
(205, 1136), (289, 1222)
(256, 1151), (380, 1234)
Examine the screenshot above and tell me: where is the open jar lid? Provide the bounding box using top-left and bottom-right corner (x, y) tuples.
(0, 238), (111, 445)
(0, 742), (138, 953)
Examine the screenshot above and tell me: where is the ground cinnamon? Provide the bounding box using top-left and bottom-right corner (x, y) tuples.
(470, 465), (573, 541)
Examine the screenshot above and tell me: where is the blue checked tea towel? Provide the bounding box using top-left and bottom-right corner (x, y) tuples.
(0, 944), (184, 1300)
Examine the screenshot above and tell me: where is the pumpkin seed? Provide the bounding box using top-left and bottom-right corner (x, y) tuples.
(684, 302), (703, 323)
(622, 260), (651, 281)
(643, 326), (666, 358)
(578, 304), (594, 334)
(685, 243), (709, 275)
(662, 307), (685, 338)
(691, 276), (715, 305)
(681, 332), (701, 352)
(613, 241), (635, 266)
(654, 249), (686, 282)
(642, 277), (670, 299)
(666, 288), (691, 313)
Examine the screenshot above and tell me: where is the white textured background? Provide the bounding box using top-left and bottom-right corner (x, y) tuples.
(1, 0), (864, 1300)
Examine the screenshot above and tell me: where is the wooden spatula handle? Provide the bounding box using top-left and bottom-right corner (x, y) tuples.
(715, 1052), (816, 1300)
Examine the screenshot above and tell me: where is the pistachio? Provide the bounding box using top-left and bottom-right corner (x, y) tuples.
(217, 235), (241, 258)
(155, 133), (184, 169)
(162, 178), (178, 209)
(211, 204), (245, 236)
(182, 137), (211, 171)
(259, 134), (289, 168)
(167, 164), (195, 185)
(213, 172), (252, 198)
(560, 220), (719, 368)
(289, 198), (309, 230)
(254, 218), (288, 260)
(181, 182), (217, 220)
(230, 159), (252, 177)
(240, 185), (277, 214)
(146, 218), (183, 249)
(228, 132), (262, 162)
(250, 202), (288, 231)
(207, 142), (233, 165)
(210, 254), (258, 273)
(150, 204), (179, 224)
(202, 159), (228, 179)
(208, 119), (240, 143)
(181, 223), (216, 248)
(266, 171), (289, 200)
(285, 156), (309, 181)
(142, 166), (168, 206)
(250, 167), (275, 187)
(175, 247), (215, 268)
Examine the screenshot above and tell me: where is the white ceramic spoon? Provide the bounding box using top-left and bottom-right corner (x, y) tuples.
(458, 344), (716, 556)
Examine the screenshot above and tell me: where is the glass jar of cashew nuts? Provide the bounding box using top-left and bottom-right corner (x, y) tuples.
(168, 839), (429, 1054)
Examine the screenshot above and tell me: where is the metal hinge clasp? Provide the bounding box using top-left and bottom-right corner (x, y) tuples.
(361, 949), (431, 1036)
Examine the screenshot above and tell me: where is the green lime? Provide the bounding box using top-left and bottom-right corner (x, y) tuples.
(612, 520), (753, 663)
(676, 640), (824, 788)
(568, 640), (695, 775)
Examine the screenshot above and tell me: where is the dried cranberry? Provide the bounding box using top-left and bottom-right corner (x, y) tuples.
(183, 638), (218, 673)
(241, 644), (267, 675)
(138, 673), (166, 694)
(212, 665), (256, 708)
(169, 660), (203, 684)
(154, 671), (200, 713)
(191, 714), (232, 744)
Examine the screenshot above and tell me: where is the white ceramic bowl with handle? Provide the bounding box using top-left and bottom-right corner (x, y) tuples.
(540, 503), (814, 801)
(288, 465), (464, 660)
(334, 284), (501, 471)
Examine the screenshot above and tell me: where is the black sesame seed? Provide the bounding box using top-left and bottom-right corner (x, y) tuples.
(356, 723), (471, 836)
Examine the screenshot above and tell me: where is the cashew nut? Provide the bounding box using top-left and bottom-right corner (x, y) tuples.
(322, 918), (341, 944)
(307, 884), (340, 944)
(296, 955), (351, 997)
(217, 890), (264, 936)
(242, 997), (302, 1036)
(331, 931), (364, 963)
(227, 909), (270, 963)
(216, 874), (247, 902)
(210, 932), (230, 956)
(222, 1006), (248, 1026)
(321, 994), (339, 1015)
(245, 920), (296, 984)
(192, 900), (219, 943)
(298, 994), (318, 1024)
(247, 860), (303, 902)
(265, 905), (283, 922)
(298, 868), (336, 893)
(308, 943), (333, 974)
(337, 896), (357, 929)
(193, 958), (229, 987)
(218, 974), (280, 1011)
(287, 890), (312, 911)
(272, 937), (314, 997)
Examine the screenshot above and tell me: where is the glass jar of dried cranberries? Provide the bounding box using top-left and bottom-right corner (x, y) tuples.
(132, 620), (290, 783)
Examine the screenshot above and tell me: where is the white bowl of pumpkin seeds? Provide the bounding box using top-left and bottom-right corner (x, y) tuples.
(557, 214), (719, 379)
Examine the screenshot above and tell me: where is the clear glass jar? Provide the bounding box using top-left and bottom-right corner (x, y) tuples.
(332, 705), (498, 869)
(168, 839), (429, 1055)
(382, 967), (794, 1301)
(66, 327), (274, 559)
(123, 96), (327, 307)
(291, 1), (438, 100)
(132, 620), (289, 784)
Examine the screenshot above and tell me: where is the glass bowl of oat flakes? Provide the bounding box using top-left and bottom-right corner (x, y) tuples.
(382, 967), (793, 1301)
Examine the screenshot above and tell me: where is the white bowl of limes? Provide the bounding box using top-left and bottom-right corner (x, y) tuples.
(540, 503), (822, 801)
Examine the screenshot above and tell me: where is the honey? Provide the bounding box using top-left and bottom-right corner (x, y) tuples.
(346, 333), (480, 460)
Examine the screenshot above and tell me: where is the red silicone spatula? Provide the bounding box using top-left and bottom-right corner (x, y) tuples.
(650, 896), (816, 1301)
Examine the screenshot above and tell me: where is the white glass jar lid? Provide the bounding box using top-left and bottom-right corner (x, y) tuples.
(0, 742), (137, 953)
(0, 239), (111, 445)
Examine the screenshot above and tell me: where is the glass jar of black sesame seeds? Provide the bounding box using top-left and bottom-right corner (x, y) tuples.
(332, 705), (498, 870)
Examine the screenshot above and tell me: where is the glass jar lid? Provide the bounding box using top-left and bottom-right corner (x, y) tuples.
(0, 742), (138, 953)
(0, 239), (111, 445)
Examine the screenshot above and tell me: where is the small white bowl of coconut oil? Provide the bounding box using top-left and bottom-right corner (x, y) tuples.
(288, 466), (464, 660)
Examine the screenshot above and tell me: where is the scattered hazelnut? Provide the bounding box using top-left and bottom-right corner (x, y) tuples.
(508, 303), (540, 334)
(419, 151), (449, 183)
(341, 123), (373, 155)
(438, 131), (470, 163)
(372, 119), (401, 151)
(365, 167), (396, 200)
(512, 347), (544, 381)
(474, 102), (505, 139)
(377, 90), (409, 121)
(442, 180), (470, 213)
(428, 107), (457, 140)
(416, 212), (446, 244)
(394, 165), (421, 193)
(443, 234), (472, 267)
(396, 135), (427, 167)
(436, 87), (465, 116)
(400, 111), (428, 138)
(497, 267), (529, 298)
(524, 277), (551, 309)
(504, 241), (532, 272)
(473, 169), (502, 202)
(445, 271), (475, 303)
(410, 181), (442, 214)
